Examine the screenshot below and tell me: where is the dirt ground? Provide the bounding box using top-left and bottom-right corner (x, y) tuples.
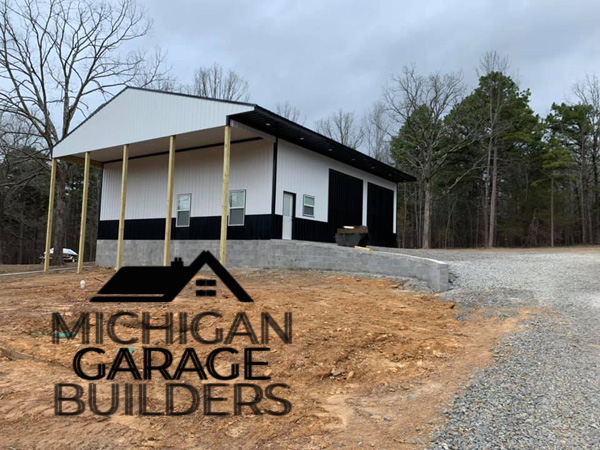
(0, 267), (529, 449)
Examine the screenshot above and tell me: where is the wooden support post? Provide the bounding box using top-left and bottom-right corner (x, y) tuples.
(116, 145), (129, 270)
(77, 152), (91, 274)
(219, 125), (231, 266)
(163, 135), (176, 266)
(43, 159), (57, 272)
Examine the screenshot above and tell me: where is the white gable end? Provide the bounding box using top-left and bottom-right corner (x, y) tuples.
(53, 88), (254, 158)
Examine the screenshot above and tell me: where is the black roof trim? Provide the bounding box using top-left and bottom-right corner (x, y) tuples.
(229, 106), (415, 183)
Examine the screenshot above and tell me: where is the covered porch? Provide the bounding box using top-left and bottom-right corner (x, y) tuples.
(44, 87), (262, 273)
(46, 123), (258, 273)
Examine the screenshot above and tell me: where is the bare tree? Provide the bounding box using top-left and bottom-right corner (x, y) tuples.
(477, 51), (510, 247)
(572, 73), (600, 243)
(0, 115), (46, 263)
(131, 46), (176, 90)
(0, 0), (167, 264)
(276, 100), (303, 124)
(362, 101), (391, 163)
(477, 50), (509, 78)
(384, 65), (466, 248)
(315, 109), (364, 149)
(187, 63), (250, 102)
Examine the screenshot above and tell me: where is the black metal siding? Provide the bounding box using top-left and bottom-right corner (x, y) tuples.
(98, 215), (275, 240)
(367, 183), (395, 247)
(292, 217), (333, 242)
(328, 169), (363, 236)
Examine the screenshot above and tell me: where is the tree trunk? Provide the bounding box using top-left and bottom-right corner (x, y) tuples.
(570, 180), (578, 244)
(596, 167), (600, 244)
(422, 179), (432, 249)
(475, 200), (480, 247)
(18, 208), (24, 264)
(550, 178), (554, 247)
(527, 211), (540, 247)
(402, 185), (407, 248)
(579, 130), (592, 245)
(586, 187), (593, 245)
(579, 174), (588, 244)
(51, 161), (68, 266)
(415, 183), (422, 247)
(592, 131), (599, 244)
(483, 143), (492, 245)
(488, 146), (498, 247)
(445, 200), (455, 249)
(396, 185), (402, 248)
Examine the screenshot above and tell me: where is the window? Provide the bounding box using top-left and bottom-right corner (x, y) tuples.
(176, 194), (191, 227)
(229, 190), (246, 226)
(303, 195), (315, 217)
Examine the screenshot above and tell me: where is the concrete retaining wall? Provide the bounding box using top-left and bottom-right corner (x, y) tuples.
(96, 239), (449, 292)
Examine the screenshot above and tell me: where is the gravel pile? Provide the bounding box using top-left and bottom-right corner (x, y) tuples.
(401, 249), (600, 449)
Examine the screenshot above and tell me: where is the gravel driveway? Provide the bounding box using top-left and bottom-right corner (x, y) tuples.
(403, 248), (600, 449)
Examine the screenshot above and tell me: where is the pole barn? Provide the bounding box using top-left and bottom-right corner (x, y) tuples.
(45, 87), (414, 270)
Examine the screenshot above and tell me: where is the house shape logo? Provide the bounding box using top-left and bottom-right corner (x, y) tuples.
(90, 251), (253, 303)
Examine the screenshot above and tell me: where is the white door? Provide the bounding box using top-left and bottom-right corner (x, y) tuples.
(282, 192), (293, 240)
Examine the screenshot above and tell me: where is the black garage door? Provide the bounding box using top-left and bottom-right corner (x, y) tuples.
(328, 169), (363, 239)
(367, 182), (395, 247)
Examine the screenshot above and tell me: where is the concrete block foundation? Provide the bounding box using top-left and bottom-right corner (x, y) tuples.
(96, 239), (449, 292)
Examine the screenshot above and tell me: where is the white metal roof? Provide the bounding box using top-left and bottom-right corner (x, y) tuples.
(53, 87), (255, 158)
(54, 87), (414, 182)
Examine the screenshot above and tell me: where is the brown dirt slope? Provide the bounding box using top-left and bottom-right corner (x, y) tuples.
(0, 268), (529, 449)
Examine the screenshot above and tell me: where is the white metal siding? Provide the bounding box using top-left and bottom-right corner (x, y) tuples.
(54, 89), (254, 157)
(276, 140), (397, 233)
(100, 139), (273, 221)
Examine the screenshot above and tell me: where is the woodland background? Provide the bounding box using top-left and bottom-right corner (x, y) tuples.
(1, 0), (599, 264)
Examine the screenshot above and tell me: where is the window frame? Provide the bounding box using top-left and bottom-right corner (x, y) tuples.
(302, 194), (315, 218)
(228, 189), (246, 226)
(176, 193), (192, 228)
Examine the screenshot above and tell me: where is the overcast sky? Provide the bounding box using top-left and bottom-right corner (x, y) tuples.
(142, 0), (600, 126)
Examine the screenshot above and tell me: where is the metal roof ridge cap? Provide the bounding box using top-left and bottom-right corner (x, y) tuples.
(126, 86), (258, 108)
